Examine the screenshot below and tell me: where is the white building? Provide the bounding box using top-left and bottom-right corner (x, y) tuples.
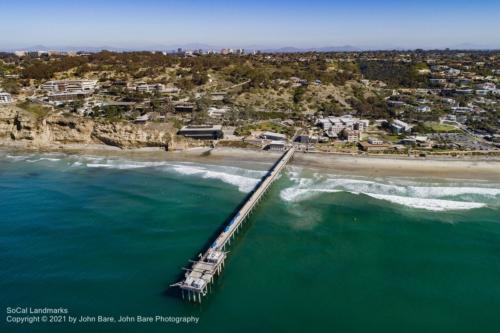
(47, 90), (93, 102)
(136, 83), (165, 93)
(260, 131), (287, 141)
(317, 115), (369, 138)
(164, 87), (180, 93)
(451, 106), (473, 113)
(207, 107), (229, 118)
(265, 140), (286, 151)
(417, 105), (431, 112)
(0, 92), (13, 104)
(368, 137), (384, 145)
(42, 80), (97, 93)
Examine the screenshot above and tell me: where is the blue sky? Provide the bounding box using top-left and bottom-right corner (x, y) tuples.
(1, 0), (499, 49)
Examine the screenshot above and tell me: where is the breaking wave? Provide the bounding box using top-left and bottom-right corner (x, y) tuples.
(280, 170), (500, 212)
(3, 152), (267, 193)
(169, 164), (261, 192)
(74, 156), (265, 192)
(363, 193), (486, 211)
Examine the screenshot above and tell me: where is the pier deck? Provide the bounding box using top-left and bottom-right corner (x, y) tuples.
(171, 148), (295, 302)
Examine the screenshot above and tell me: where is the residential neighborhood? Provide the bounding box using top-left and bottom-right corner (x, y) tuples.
(0, 49), (498, 155)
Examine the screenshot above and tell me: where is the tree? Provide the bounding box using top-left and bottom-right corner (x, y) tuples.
(292, 87), (306, 104)
(192, 71), (208, 85)
(1, 79), (19, 94)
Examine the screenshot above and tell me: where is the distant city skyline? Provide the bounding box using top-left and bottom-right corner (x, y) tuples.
(1, 0), (500, 50)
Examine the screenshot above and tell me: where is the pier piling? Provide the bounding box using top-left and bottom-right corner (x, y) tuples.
(171, 148), (295, 302)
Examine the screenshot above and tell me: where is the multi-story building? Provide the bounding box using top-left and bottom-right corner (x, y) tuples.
(47, 90), (92, 102)
(317, 115), (369, 139)
(339, 129), (361, 143)
(390, 119), (412, 134)
(41, 80), (97, 93)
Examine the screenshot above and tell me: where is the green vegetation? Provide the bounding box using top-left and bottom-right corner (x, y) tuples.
(21, 56), (88, 80)
(358, 60), (428, 88)
(16, 101), (51, 120)
(348, 88), (393, 119)
(93, 105), (129, 121)
(426, 122), (460, 133)
(1, 79), (19, 94)
(234, 121), (294, 137)
(411, 122), (460, 134)
(292, 87), (306, 104)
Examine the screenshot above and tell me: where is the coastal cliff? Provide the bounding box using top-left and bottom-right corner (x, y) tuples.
(0, 105), (179, 149)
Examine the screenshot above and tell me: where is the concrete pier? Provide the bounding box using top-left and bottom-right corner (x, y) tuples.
(171, 148), (295, 302)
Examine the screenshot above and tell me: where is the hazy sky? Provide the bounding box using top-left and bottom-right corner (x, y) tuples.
(1, 0), (499, 49)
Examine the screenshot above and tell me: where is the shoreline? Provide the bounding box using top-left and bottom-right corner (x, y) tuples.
(2, 143), (500, 181)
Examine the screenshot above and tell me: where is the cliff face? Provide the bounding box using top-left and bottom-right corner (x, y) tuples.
(0, 105), (177, 149)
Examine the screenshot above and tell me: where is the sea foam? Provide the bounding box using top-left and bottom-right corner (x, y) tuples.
(72, 155), (265, 193)
(280, 171), (499, 211)
(170, 164), (262, 193)
(363, 193), (486, 211)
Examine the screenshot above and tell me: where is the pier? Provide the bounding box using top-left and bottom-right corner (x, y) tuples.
(171, 147), (295, 303)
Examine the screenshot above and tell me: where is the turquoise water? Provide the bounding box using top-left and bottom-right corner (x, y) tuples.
(1, 151), (500, 333)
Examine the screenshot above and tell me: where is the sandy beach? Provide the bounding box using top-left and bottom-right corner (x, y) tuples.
(170, 147), (500, 181)
(2, 143), (500, 181)
(292, 152), (500, 181)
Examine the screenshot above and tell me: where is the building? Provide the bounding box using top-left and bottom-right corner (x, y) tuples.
(0, 92), (13, 104)
(210, 92), (227, 101)
(259, 131), (287, 141)
(136, 83), (165, 93)
(47, 90), (92, 102)
(265, 140), (286, 151)
(476, 82), (496, 91)
(339, 129), (361, 143)
(178, 125), (223, 139)
(390, 119), (411, 134)
(317, 115), (369, 139)
(451, 106), (473, 113)
(164, 87), (180, 93)
(42, 80), (97, 93)
(294, 135), (319, 144)
(416, 105), (431, 112)
(358, 141), (391, 152)
(429, 78), (447, 85)
(207, 107), (229, 118)
(399, 136), (429, 147)
(387, 100), (407, 107)
(174, 103), (195, 113)
(368, 137), (384, 145)
(134, 114), (150, 124)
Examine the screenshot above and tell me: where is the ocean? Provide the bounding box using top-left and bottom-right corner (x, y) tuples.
(1, 150), (500, 333)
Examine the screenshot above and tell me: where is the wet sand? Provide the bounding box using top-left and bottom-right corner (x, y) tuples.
(2, 143), (500, 181)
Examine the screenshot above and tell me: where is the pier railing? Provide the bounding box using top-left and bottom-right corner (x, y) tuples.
(171, 147), (295, 303)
